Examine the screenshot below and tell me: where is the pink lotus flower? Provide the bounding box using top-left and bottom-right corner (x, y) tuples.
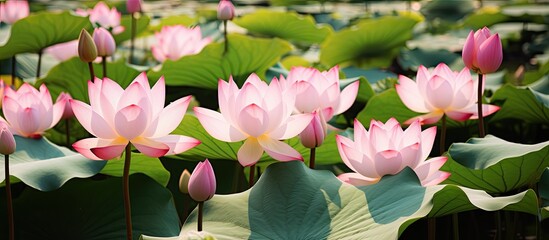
(396, 63), (500, 124)
(0, 0), (29, 24)
(194, 74), (313, 167)
(337, 118), (450, 187)
(93, 27), (116, 57)
(71, 73), (200, 160)
(217, 0), (235, 21)
(280, 66), (359, 148)
(462, 27), (503, 74)
(188, 159), (216, 202)
(151, 25), (212, 63)
(126, 0), (143, 14)
(0, 121), (16, 155)
(44, 40), (79, 61)
(1, 83), (67, 138)
(57, 92), (74, 119)
(76, 1), (124, 34)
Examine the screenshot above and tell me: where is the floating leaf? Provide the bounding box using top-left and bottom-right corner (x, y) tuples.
(100, 152), (170, 186)
(490, 80), (549, 124)
(398, 48), (463, 71)
(147, 34), (292, 89)
(442, 135), (549, 194)
(233, 9), (332, 44)
(0, 174), (179, 239)
(0, 11), (92, 60)
(0, 136), (105, 191)
(154, 161), (536, 239)
(462, 6), (510, 29)
(320, 15), (420, 68)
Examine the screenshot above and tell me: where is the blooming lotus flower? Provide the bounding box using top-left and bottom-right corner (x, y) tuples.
(151, 25), (212, 63)
(194, 74), (313, 167)
(217, 0), (235, 21)
(126, 0), (143, 14)
(57, 92), (74, 119)
(280, 66), (359, 148)
(188, 159), (216, 202)
(93, 27), (116, 57)
(1, 83), (67, 138)
(0, 0), (29, 24)
(337, 118), (450, 187)
(0, 122), (16, 155)
(462, 27), (503, 74)
(71, 72), (200, 160)
(45, 40), (79, 61)
(396, 63), (500, 124)
(76, 1), (124, 34)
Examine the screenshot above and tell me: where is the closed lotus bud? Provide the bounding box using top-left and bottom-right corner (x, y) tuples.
(0, 122), (16, 155)
(57, 92), (74, 119)
(179, 169), (191, 194)
(217, 0), (235, 21)
(126, 0), (142, 14)
(188, 159), (216, 202)
(93, 27), (116, 57)
(300, 109), (330, 148)
(78, 29), (98, 62)
(462, 26), (503, 74)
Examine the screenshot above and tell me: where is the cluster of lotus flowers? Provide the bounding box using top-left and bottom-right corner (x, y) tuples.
(0, 0), (505, 236)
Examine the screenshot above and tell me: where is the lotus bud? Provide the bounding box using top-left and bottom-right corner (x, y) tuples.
(0, 122), (16, 155)
(126, 0), (142, 14)
(78, 29), (98, 63)
(188, 159), (216, 202)
(57, 92), (74, 119)
(179, 169), (191, 194)
(299, 109), (330, 148)
(462, 26), (503, 74)
(93, 27), (116, 57)
(217, 0), (235, 21)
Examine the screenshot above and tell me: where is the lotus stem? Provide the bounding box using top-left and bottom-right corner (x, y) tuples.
(197, 201), (204, 232)
(309, 147), (316, 169)
(11, 56), (16, 87)
(249, 164), (255, 188)
(88, 62), (95, 83)
(428, 218), (435, 240)
(65, 119), (70, 148)
(440, 114), (447, 155)
(496, 211), (501, 240)
(223, 20), (228, 54)
(102, 56), (107, 78)
(5, 154), (14, 240)
(123, 144), (133, 240)
(36, 50), (42, 79)
(129, 13), (136, 63)
(452, 214), (460, 240)
(477, 73), (485, 138)
(231, 162), (241, 193)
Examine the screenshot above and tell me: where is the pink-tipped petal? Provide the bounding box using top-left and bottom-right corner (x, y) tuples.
(404, 112), (444, 125)
(152, 135), (201, 155)
(374, 150), (404, 176)
(269, 113), (314, 140)
(461, 104), (501, 119)
(49, 96), (66, 128)
(258, 137), (303, 162)
(114, 104), (147, 140)
(462, 30), (476, 70)
(477, 34), (503, 74)
(70, 99), (118, 139)
(73, 138), (127, 160)
(414, 156), (449, 186)
(421, 171), (451, 186)
(445, 111), (474, 122)
(335, 81), (359, 114)
(425, 76), (454, 109)
(420, 126), (437, 161)
(299, 111), (327, 148)
(396, 76), (429, 113)
(194, 107), (247, 142)
(237, 138), (264, 167)
(147, 96), (190, 138)
(337, 172), (380, 186)
(131, 137), (170, 157)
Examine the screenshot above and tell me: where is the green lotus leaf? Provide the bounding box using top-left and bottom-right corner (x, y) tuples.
(0, 136), (105, 191)
(146, 15), (198, 34)
(159, 161), (536, 239)
(356, 89), (470, 128)
(0, 11), (92, 60)
(0, 174), (179, 239)
(147, 34), (292, 89)
(398, 48), (463, 71)
(320, 15), (420, 68)
(233, 9), (333, 45)
(114, 14), (151, 44)
(442, 135), (549, 194)
(539, 168), (549, 220)
(100, 152), (170, 186)
(490, 79), (549, 124)
(462, 6), (510, 29)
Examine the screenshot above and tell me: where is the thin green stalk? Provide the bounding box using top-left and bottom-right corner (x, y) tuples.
(5, 155), (14, 240)
(88, 62), (95, 83)
(223, 20), (228, 54)
(231, 162), (241, 193)
(309, 147), (316, 169)
(197, 201), (204, 231)
(65, 119), (70, 147)
(129, 13), (136, 63)
(452, 214), (459, 240)
(477, 73), (485, 137)
(11, 55), (16, 87)
(36, 50), (42, 79)
(123, 144), (133, 240)
(102, 56), (107, 78)
(249, 164), (255, 188)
